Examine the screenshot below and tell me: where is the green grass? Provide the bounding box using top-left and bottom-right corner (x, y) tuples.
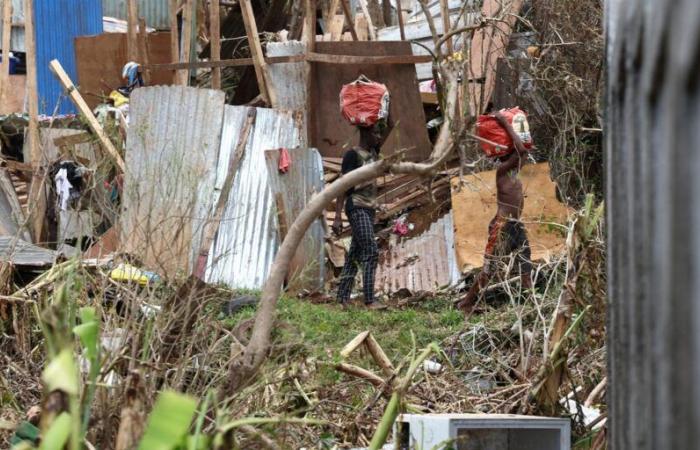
(222, 295), (464, 364)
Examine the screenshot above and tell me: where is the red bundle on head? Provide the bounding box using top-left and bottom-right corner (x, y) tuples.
(339, 75), (390, 127)
(476, 107), (533, 157)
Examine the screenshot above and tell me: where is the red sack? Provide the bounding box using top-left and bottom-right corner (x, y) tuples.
(339, 75), (390, 127)
(476, 107), (533, 157)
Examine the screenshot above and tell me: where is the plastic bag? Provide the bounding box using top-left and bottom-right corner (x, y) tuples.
(476, 107), (533, 157)
(339, 75), (390, 127)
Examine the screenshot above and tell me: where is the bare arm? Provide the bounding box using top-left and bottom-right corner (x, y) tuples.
(494, 112), (527, 156)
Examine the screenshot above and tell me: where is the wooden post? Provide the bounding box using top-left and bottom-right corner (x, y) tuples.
(49, 60), (126, 173)
(0, 0), (12, 111)
(169, 0), (180, 83)
(179, 0), (194, 85)
(24, 0), (43, 243)
(325, 0), (339, 25)
(138, 17), (151, 83)
(439, 0), (452, 55)
(127, 0), (139, 61)
(396, 0), (406, 41)
(339, 0), (358, 41)
(240, 0), (276, 106)
(210, 0), (221, 89)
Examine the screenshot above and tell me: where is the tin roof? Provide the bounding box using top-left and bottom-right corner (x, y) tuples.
(102, 0), (170, 30)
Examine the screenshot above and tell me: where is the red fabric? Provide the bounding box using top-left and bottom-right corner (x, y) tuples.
(476, 107), (533, 157)
(278, 148), (291, 173)
(340, 77), (390, 127)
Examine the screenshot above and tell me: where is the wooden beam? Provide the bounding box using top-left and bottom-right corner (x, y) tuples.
(127, 0), (139, 61)
(240, 0), (276, 106)
(138, 17), (151, 83)
(210, 0), (222, 89)
(274, 193), (289, 241)
(169, 0), (180, 82)
(339, 0), (358, 41)
(328, 14), (344, 41)
(396, 0), (405, 41)
(49, 60), (126, 173)
(325, 0), (340, 25)
(53, 132), (92, 147)
(179, 0), (194, 85)
(24, 0), (43, 243)
(307, 52), (432, 65)
(439, 0), (452, 54)
(143, 54), (305, 70)
(0, 0), (12, 113)
(302, 0), (316, 48)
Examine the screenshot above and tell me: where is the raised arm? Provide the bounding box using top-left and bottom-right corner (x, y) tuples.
(494, 112), (527, 156)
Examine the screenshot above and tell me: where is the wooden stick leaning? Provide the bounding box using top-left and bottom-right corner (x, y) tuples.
(48, 60), (126, 173)
(240, 0), (276, 106)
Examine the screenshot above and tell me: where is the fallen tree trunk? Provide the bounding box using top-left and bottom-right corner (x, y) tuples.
(223, 61), (463, 396)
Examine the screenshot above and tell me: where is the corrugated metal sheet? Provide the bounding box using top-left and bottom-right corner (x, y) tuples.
(0, 236), (56, 266)
(0, 0), (25, 52)
(102, 0), (170, 30)
(378, 11), (480, 80)
(122, 86), (225, 276)
(264, 147), (325, 290)
(266, 41), (308, 145)
(34, 0), (103, 115)
(206, 106), (303, 289)
(375, 212), (460, 294)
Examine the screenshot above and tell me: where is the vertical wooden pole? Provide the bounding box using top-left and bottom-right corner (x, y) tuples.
(138, 17), (151, 83)
(303, 0), (315, 147)
(240, 0), (276, 106)
(210, 0), (221, 89)
(24, 0), (43, 243)
(179, 0), (193, 85)
(127, 0), (139, 61)
(439, 0), (452, 55)
(396, 0), (405, 41)
(356, 0), (376, 40)
(0, 0), (12, 112)
(169, 0), (180, 83)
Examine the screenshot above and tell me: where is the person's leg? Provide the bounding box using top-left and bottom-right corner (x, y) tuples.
(458, 217), (502, 313)
(351, 209), (379, 304)
(516, 223), (533, 290)
(336, 214), (361, 304)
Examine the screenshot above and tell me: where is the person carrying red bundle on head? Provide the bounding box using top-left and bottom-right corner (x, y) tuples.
(333, 76), (393, 310)
(457, 108), (534, 315)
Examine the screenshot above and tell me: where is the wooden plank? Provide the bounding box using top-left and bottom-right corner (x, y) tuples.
(420, 91), (438, 104)
(274, 192), (289, 241)
(240, 0), (276, 106)
(439, 0), (452, 54)
(194, 108), (256, 279)
(127, 0), (139, 61)
(325, 0), (340, 24)
(144, 54), (305, 71)
(169, 0), (179, 81)
(0, 0), (12, 113)
(138, 17), (151, 83)
(354, 12), (369, 41)
(339, 0), (358, 41)
(396, 0), (406, 41)
(356, 0), (376, 40)
(179, 0), (194, 85)
(210, 0), (222, 89)
(329, 14), (345, 41)
(53, 132), (91, 147)
(307, 52), (432, 64)
(49, 60), (126, 173)
(24, 0), (43, 243)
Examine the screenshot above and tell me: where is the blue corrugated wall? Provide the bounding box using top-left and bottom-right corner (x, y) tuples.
(34, 0), (103, 115)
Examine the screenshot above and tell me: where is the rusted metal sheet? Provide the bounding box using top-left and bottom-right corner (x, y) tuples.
(264, 147), (325, 291)
(310, 41), (431, 161)
(122, 86), (225, 276)
(375, 211), (460, 294)
(206, 106), (303, 289)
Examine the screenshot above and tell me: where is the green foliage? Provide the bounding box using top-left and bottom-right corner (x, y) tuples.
(138, 391), (198, 450)
(38, 413), (71, 450)
(41, 349), (78, 396)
